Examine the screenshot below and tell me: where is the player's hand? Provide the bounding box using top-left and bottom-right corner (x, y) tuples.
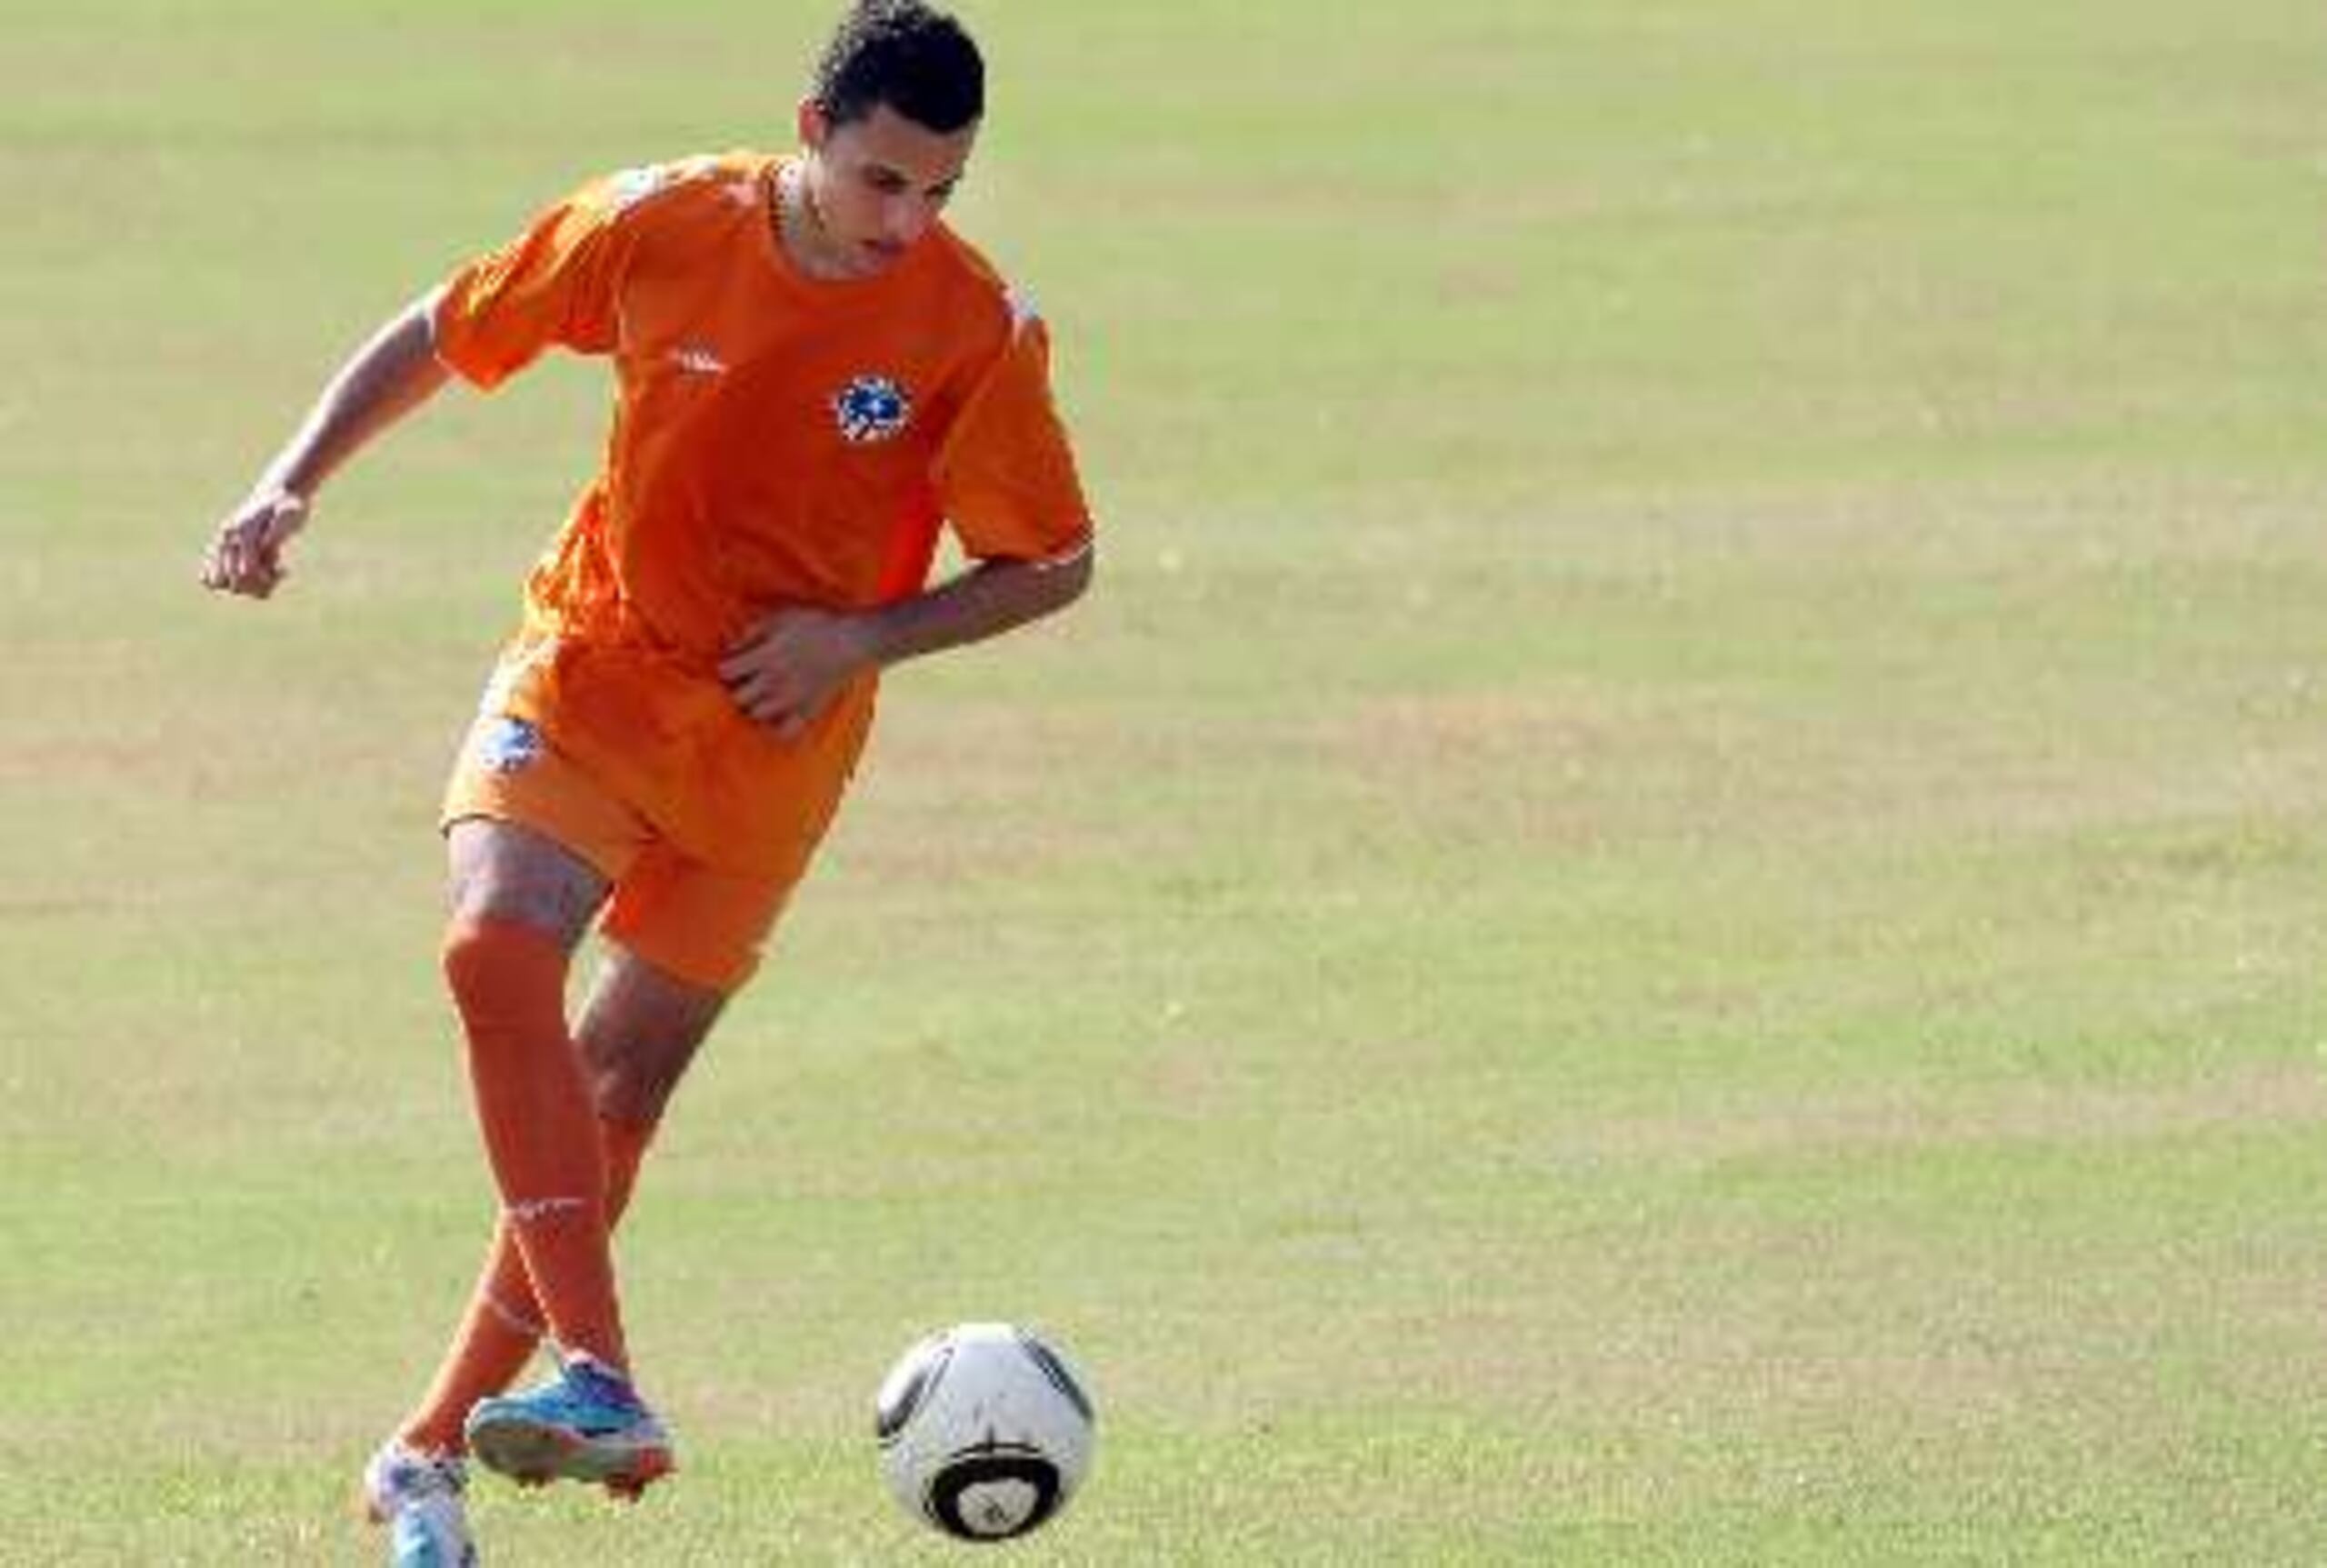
(201, 485), (310, 599)
(720, 605), (876, 741)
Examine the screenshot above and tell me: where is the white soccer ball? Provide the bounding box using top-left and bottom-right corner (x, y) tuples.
(874, 1322), (1097, 1541)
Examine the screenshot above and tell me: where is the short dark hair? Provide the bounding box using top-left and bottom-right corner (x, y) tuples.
(812, 2), (984, 133)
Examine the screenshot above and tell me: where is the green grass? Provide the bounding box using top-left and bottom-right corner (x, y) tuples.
(5, 0), (2326, 1562)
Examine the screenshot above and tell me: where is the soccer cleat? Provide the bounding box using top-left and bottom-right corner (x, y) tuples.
(463, 1354), (674, 1494)
(360, 1440), (478, 1568)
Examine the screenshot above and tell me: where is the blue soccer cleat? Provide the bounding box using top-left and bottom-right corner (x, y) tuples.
(361, 1439), (478, 1567)
(463, 1354), (674, 1496)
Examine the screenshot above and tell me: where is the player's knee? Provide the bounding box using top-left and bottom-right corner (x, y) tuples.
(574, 958), (722, 1121)
(439, 919), (504, 1009)
(439, 917), (570, 1042)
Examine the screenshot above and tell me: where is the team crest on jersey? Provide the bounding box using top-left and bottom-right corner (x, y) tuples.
(833, 375), (912, 444)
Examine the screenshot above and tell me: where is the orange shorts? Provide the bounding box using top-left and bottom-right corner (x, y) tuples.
(440, 712), (792, 994)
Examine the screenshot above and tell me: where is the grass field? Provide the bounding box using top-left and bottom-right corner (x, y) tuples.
(5, 1), (2327, 1562)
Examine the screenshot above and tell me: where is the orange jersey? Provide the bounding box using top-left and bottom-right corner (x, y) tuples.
(432, 152), (1093, 879)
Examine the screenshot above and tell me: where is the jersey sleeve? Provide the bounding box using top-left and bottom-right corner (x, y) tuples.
(932, 302), (1094, 564)
(432, 173), (634, 390)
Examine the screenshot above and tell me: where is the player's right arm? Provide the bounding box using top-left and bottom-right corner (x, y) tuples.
(205, 162), (649, 600)
(200, 290), (452, 600)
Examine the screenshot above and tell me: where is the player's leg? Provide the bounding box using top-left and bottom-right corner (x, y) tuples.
(440, 816), (633, 1374)
(365, 714), (649, 1557)
(454, 838), (783, 1494)
(574, 946), (727, 1127)
(444, 818), (686, 1493)
(390, 837), (757, 1494)
(394, 949), (724, 1463)
(411, 753), (796, 1513)
(403, 705), (676, 1497)
(486, 842), (789, 1449)
(491, 949), (727, 1504)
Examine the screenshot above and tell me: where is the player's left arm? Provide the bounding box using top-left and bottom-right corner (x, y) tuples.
(720, 540), (1093, 740)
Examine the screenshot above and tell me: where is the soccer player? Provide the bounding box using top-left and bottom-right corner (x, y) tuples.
(199, 4), (1093, 1562)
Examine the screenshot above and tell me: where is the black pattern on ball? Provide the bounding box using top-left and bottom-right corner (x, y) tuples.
(1014, 1329), (1096, 1425)
(875, 1337), (954, 1447)
(928, 1442), (1064, 1540)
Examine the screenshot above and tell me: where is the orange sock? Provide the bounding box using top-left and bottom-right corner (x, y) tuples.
(439, 917), (628, 1376)
(400, 1115), (657, 1453)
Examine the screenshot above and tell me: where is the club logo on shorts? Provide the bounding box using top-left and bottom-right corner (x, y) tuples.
(475, 715), (544, 774)
(834, 375), (912, 444)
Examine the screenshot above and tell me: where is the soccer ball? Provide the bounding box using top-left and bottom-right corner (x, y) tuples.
(874, 1322), (1097, 1541)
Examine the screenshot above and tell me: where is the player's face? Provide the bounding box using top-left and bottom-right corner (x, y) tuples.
(799, 100), (978, 278)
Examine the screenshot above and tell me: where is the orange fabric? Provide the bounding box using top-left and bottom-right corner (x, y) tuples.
(434, 152), (1093, 878)
(442, 713), (792, 991)
(441, 917), (627, 1373)
(403, 1116), (658, 1454)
